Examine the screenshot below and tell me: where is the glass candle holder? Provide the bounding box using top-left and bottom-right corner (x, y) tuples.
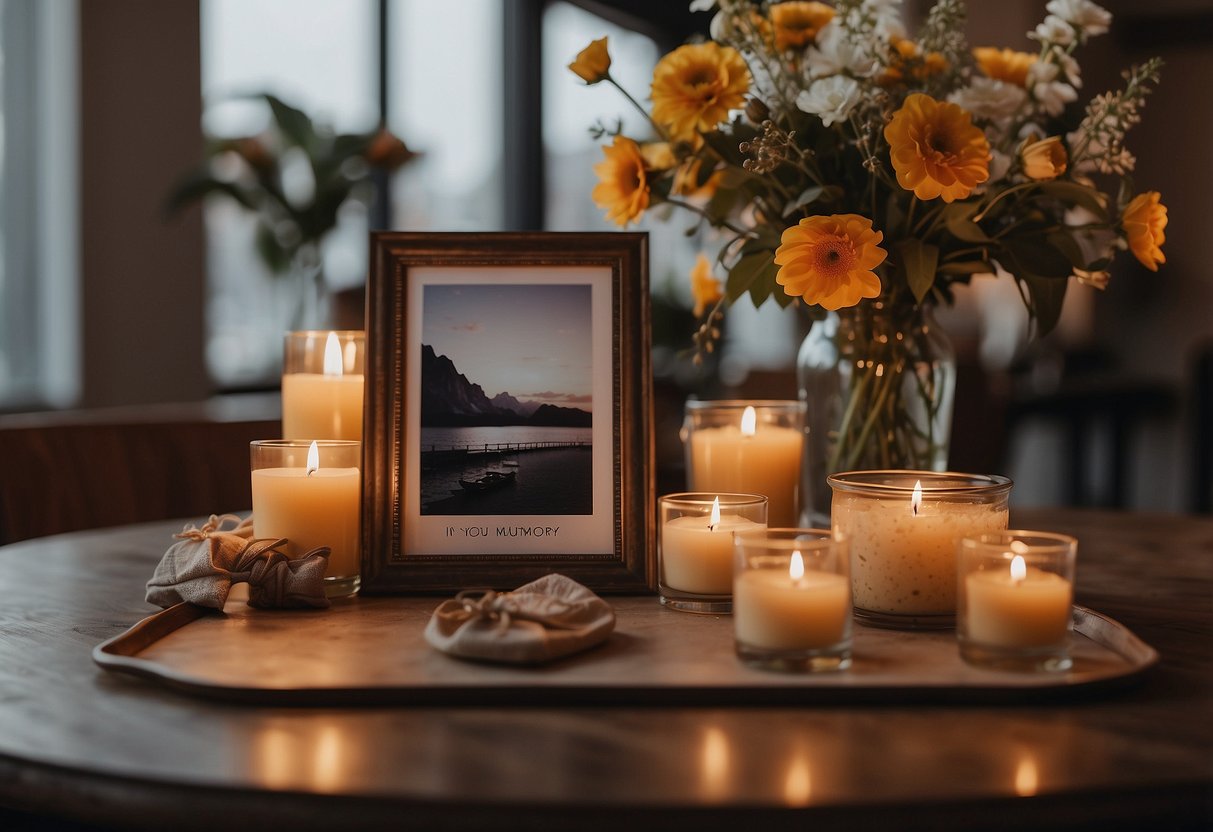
(251, 439), (362, 598)
(682, 400), (806, 528)
(282, 330), (366, 441)
(659, 492), (767, 614)
(958, 531), (1077, 672)
(828, 470), (1012, 630)
(733, 528), (852, 672)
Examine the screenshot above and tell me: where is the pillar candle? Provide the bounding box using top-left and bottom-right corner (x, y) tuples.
(282, 331), (364, 441)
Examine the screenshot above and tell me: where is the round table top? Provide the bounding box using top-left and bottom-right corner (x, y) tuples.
(0, 508), (1210, 830)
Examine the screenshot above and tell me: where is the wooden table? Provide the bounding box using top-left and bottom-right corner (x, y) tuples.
(0, 509), (1209, 830)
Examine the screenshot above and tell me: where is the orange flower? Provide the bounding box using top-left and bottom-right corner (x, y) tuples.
(770, 1), (835, 51)
(364, 128), (416, 170)
(973, 47), (1036, 88)
(690, 254), (724, 317)
(1122, 191), (1167, 271)
(673, 156), (723, 198)
(1020, 135), (1067, 180)
(879, 37), (949, 85)
(592, 136), (649, 227)
(884, 93), (990, 203)
(639, 142), (676, 171)
(569, 37), (611, 84)
(651, 42), (750, 144)
(774, 214), (887, 310)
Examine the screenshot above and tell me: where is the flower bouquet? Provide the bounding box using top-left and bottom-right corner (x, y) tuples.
(570, 0), (1166, 517)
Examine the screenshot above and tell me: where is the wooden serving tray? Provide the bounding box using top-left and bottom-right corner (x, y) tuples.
(94, 595), (1157, 706)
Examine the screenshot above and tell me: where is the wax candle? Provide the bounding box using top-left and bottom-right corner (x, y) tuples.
(662, 497), (762, 595)
(251, 440), (361, 581)
(687, 402), (805, 527)
(829, 472), (1011, 623)
(964, 555), (1073, 647)
(734, 551), (850, 650)
(282, 331), (365, 441)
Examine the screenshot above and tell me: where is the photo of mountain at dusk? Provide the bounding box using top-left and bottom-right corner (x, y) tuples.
(419, 283), (594, 516)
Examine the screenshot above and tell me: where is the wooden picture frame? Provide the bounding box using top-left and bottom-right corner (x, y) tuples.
(361, 232), (654, 593)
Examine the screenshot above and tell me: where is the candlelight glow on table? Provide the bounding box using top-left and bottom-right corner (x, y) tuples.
(684, 400), (805, 527)
(282, 330), (365, 441)
(251, 439), (362, 598)
(659, 492), (767, 613)
(828, 470), (1011, 629)
(958, 531), (1077, 672)
(733, 528), (852, 672)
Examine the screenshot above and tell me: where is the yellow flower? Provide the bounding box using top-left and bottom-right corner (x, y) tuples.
(1020, 135), (1068, 180)
(879, 37), (949, 85)
(774, 214), (887, 310)
(884, 93), (990, 203)
(640, 142), (676, 171)
(690, 254), (724, 317)
(569, 37), (611, 84)
(770, 2), (835, 51)
(592, 136), (650, 227)
(651, 42), (750, 145)
(673, 156), (723, 198)
(973, 47), (1036, 88)
(1122, 191), (1167, 271)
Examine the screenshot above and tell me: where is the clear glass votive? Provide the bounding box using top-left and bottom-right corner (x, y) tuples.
(282, 330), (366, 441)
(828, 470), (1012, 630)
(659, 492), (767, 614)
(682, 400), (806, 528)
(250, 439), (362, 598)
(958, 531), (1077, 672)
(733, 528), (852, 672)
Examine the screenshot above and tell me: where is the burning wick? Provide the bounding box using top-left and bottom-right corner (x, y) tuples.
(306, 440), (320, 477)
(911, 480), (923, 517)
(708, 496), (721, 532)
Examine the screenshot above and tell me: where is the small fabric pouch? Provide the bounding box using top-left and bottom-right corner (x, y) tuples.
(145, 514), (330, 610)
(424, 574), (615, 664)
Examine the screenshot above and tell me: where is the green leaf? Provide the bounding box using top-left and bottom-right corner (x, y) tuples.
(263, 93), (315, 149)
(1036, 181), (1110, 221)
(164, 172), (256, 214)
(942, 202), (991, 243)
(1002, 236), (1073, 279)
(1045, 231), (1086, 269)
(898, 238), (939, 304)
(936, 259), (990, 276)
(781, 186), (825, 217)
(726, 250), (776, 306)
(1021, 273), (1068, 337)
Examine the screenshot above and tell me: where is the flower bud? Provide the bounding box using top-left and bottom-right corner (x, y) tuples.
(1020, 135), (1067, 180)
(745, 98), (770, 124)
(568, 37), (611, 84)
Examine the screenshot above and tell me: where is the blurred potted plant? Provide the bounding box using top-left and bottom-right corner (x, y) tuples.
(168, 93), (415, 328)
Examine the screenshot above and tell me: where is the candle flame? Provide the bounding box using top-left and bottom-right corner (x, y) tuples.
(708, 497), (721, 530)
(306, 440), (320, 476)
(1010, 554), (1027, 583)
(323, 332), (343, 376)
(789, 549), (805, 581)
(1014, 753), (1039, 797)
(740, 405), (757, 437)
(911, 480), (922, 516)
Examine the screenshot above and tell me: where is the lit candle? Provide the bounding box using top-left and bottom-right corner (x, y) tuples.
(964, 553), (1073, 647)
(688, 404), (804, 526)
(661, 497), (762, 595)
(734, 549), (851, 650)
(282, 331), (365, 440)
(251, 440), (361, 579)
(830, 473), (1010, 619)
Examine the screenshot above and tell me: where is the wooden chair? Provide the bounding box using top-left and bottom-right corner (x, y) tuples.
(0, 396), (279, 545)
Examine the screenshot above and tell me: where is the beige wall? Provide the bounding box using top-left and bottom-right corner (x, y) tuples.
(79, 0), (208, 407)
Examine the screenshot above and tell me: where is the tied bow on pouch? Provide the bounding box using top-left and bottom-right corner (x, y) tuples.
(145, 514), (330, 610)
(424, 574), (615, 664)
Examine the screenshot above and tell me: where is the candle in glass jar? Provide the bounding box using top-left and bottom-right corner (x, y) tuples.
(251, 441), (361, 579)
(964, 555), (1072, 647)
(661, 497), (762, 595)
(832, 478), (1009, 616)
(282, 331), (365, 441)
(688, 405), (803, 527)
(734, 551), (850, 650)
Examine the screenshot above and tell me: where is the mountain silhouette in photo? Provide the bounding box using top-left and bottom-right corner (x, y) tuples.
(421, 344), (591, 428)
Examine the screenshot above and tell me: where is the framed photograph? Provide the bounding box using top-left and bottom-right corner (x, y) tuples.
(361, 232), (654, 593)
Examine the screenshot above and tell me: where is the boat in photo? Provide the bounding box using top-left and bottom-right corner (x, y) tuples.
(458, 470), (517, 493)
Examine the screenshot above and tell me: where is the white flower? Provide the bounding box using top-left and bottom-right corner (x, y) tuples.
(688, 0), (716, 11)
(796, 76), (862, 127)
(709, 9), (728, 41)
(949, 78), (1027, 125)
(1045, 0), (1112, 37)
(806, 22), (878, 79)
(864, 0), (907, 41)
(1058, 52), (1082, 87)
(1032, 14), (1075, 46)
(1028, 62), (1078, 116)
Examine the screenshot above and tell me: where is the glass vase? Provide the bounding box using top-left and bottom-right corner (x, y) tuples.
(797, 299), (956, 525)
